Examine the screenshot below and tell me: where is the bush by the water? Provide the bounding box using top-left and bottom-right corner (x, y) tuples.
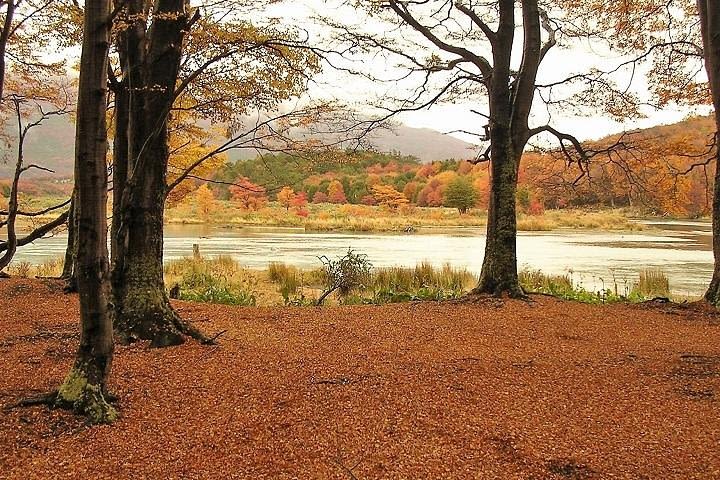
(162, 256), (673, 307)
(164, 255), (257, 306)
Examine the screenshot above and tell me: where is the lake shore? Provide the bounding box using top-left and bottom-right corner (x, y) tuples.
(165, 203), (650, 232)
(1, 278), (719, 478)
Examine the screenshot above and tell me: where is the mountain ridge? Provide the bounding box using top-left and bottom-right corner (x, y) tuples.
(0, 117), (478, 179)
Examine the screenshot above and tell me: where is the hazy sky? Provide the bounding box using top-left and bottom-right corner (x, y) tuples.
(265, 1), (708, 146)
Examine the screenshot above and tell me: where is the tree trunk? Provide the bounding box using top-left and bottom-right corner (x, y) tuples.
(111, 0), (206, 346)
(55, 0), (117, 423)
(112, 144), (199, 347)
(472, 5), (525, 298)
(699, 1), (720, 305)
(61, 193), (78, 292)
(473, 134), (524, 297)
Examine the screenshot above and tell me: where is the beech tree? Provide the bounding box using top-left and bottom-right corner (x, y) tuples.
(329, 1), (656, 296)
(697, 1), (720, 304)
(54, 0), (116, 423)
(107, 0), (324, 346)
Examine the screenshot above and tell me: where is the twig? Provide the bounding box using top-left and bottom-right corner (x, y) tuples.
(202, 329), (228, 345)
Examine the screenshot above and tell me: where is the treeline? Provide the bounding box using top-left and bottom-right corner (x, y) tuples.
(175, 115), (716, 217)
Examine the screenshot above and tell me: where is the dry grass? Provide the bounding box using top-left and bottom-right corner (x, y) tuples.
(6, 257), (64, 278)
(165, 201), (643, 232)
(632, 268), (671, 298)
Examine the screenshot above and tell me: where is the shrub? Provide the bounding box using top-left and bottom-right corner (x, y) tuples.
(632, 268), (670, 298)
(316, 249), (372, 305)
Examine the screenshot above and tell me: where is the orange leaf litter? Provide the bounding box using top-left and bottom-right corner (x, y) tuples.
(1, 279), (719, 479)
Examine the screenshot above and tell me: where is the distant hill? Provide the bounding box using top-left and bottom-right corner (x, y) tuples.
(0, 115), (75, 178)
(0, 116), (477, 179)
(2, 113), (714, 179)
(366, 125), (478, 162)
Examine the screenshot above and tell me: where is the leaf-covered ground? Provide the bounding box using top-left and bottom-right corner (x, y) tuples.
(1, 278), (719, 479)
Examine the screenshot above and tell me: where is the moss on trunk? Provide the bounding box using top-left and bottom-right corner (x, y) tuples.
(56, 364), (117, 425)
(113, 254), (206, 347)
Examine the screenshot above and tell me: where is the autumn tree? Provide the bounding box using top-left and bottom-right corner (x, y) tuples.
(371, 184), (409, 210)
(290, 190), (308, 216)
(444, 176), (477, 214)
(277, 186), (295, 210)
(194, 184), (217, 222)
(229, 177), (267, 210)
(54, 0), (116, 423)
(331, 1), (650, 296)
(327, 179), (347, 204)
(107, 0), (323, 346)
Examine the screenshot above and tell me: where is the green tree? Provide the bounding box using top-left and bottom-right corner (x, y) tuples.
(444, 177), (477, 214)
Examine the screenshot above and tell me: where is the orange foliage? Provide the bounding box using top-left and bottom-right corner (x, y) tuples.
(327, 180), (347, 204)
(371, 184), (409, 210)
(229, 177), (267, 210)
(277, 186), (295, 211)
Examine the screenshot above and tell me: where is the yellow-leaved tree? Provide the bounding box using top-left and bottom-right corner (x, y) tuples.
(108, 0), (325, 346)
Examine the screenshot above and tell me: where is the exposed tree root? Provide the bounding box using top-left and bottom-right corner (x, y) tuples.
(3, 386), (117, 426)
(115, 304), (213, 348)
(3, 391), (58, 411)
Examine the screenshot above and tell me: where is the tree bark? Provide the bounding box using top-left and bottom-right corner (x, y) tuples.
(472, 0), (526, 297)
(61, 192), (78, 292)
(111, 0), (206, 346)
(0, 0), (15, 101)
(474, 137), (523, 296)
(698, 0), (720, 305)
(55, 0), (117, 423)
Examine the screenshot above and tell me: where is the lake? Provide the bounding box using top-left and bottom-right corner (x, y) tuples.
(9, 220), (714, 296)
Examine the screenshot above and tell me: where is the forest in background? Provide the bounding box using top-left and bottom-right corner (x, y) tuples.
(2, 114), (716, 220)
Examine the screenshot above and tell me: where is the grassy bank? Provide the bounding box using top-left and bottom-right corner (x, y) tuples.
(164, 201), (645, 232)
(161, 255), (673, 307)
(8, 253), (676, 306)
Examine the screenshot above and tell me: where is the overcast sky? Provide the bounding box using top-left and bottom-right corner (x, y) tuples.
(265, 1), (709, 146)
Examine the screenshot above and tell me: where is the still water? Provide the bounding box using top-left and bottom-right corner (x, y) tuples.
(10, 220), (714, 296)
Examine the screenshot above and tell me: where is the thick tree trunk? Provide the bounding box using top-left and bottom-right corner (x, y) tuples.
(56, 0), (117, 423)
(111, 0), (206, 346)
(472, 5), (525, 298)
(112, 152), (201, 346)
(473, 135), (524, 297)
(698, 1), (720, 305)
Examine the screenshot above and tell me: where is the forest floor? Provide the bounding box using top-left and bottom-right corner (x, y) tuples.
(1, 278), (719, 479)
